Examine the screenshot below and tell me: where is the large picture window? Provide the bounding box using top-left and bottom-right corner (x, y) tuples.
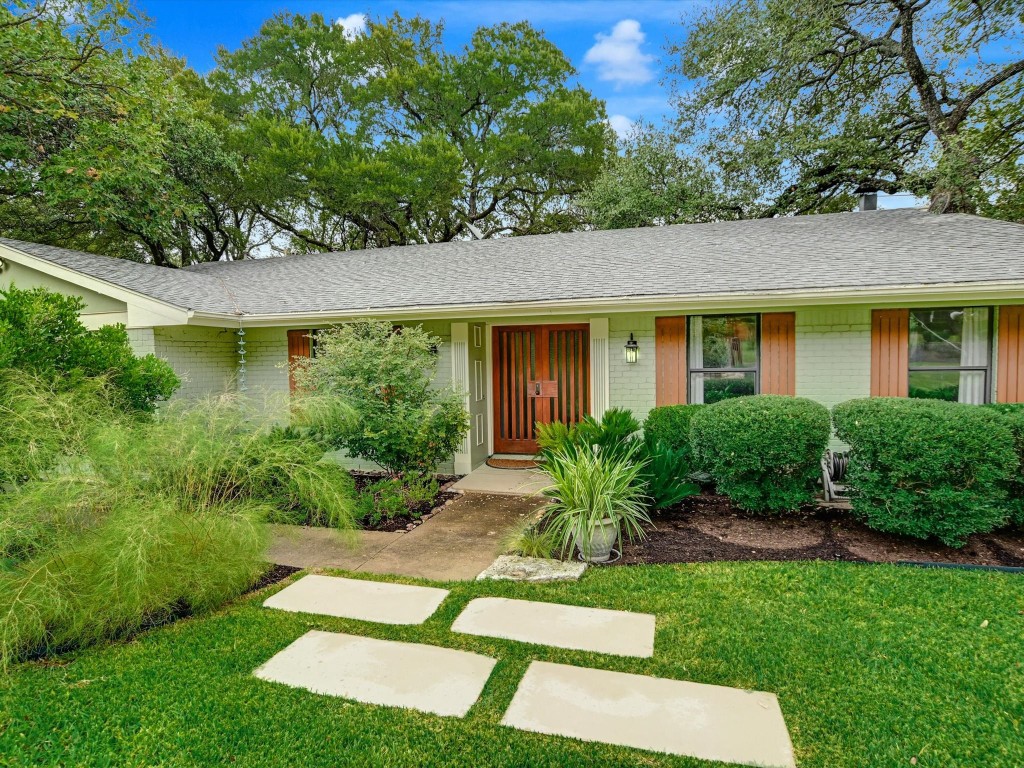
(688, 315), (758, 404)
(908, 307), (991, 404)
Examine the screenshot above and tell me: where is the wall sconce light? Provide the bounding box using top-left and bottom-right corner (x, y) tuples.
(624, 333), (639, 364)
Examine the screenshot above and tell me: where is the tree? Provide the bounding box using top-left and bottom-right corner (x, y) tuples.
(669, 0), (1024, 219)
(582, 125), (734, 229)
(0, 285), (179, 411)
(0, 1), (251, 265)
(210, 13), (613, 252)
(292, 320), (468, 476)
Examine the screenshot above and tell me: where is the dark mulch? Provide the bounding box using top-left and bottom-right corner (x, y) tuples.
(618, 493), (1024, 568)
(247, 563), (303, 594)
(351, 472), (462, 532)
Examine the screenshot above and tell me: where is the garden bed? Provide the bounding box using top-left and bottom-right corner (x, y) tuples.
(618, 494), (1024, 567)
(351, 472), (462, 532)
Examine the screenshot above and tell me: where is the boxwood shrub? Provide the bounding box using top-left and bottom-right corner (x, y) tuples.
(833, 398), (1017, 546)
(690, 395), (831, 513)
(985, 403), (1024, 527)
(643, 404), (704, 460)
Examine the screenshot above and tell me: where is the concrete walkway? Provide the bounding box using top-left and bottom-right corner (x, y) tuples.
(450, 464), (549, 496)
(267, 493), (546, 581)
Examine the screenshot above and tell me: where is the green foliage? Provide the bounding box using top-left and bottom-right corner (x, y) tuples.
(209, 12), (612, 253)
(502, 521), (556, 559)
(0, 371), (122, 488)
(669, 0), (1024, 218)
(572, 407), (642, 463)
(0, 285), (179, 412)
(1, 562), (1022, 767)
(985, 403), (1024, 527)
(540, 444), (651, 559)
(834, 398), (1017, 546)
(0, 2), (250, 264)
(643, 404), (704, 460)
(294, 320), (468, 476)
(0, 386), (356, 668)
(0, 488), (267, 670)
(538, 408), (697, 510)
(353, 475), (440, 527)
(637, 434), (700, 510)
(691, 395), (831, 513)
(535, 420), (574, 457)
(582, 124), (733, 229)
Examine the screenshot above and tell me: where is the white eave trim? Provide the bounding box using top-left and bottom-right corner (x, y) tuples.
(183, 280), (1024, 327)
(0, 244), (193, 324)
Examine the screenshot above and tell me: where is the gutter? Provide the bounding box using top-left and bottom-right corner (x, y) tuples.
(182, 280), (1024, 327)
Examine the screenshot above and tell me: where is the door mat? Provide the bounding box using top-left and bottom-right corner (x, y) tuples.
(486, 457), (539, 470)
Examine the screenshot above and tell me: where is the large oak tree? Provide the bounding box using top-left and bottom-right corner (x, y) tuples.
(669, 0), (1024, 219)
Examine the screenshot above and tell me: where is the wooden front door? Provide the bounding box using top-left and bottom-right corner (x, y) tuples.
(492, 324), (590, 454)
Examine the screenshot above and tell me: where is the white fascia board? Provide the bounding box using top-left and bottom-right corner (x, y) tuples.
(183, 280), (1024, 327)
(0, 244), (192, 325)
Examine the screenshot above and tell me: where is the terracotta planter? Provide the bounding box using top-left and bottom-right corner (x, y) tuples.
(577, 518), (619, 563)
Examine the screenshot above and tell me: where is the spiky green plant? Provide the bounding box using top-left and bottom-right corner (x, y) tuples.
(540, 444), (651, 560)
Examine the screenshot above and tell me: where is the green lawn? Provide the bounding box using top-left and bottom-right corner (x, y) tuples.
(1, 562), (1022, 767)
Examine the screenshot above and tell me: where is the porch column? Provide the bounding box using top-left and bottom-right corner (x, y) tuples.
(450, 322), (473, 474)
(589, 318), (610, 418)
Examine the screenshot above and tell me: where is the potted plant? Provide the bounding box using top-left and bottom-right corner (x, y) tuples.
(539, 443), (651, 563)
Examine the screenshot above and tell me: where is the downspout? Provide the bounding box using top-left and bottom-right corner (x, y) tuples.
(236, 320), (247, 394)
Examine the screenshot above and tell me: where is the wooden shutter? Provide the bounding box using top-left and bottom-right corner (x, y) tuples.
(997, 305), (1024, 403)
(655, 316), (687, 406)
(870, 309), (909, 397)
(761, 312), (796, 396)
(287, 329), (312, 392)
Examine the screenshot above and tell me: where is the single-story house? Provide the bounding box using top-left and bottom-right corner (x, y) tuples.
(2, 208), (1023, 472)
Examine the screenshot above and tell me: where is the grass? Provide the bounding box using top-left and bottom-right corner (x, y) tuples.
(0, 562), (1022, 767)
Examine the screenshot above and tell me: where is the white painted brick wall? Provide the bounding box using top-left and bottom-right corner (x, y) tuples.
(794, 306), (872, 408)
(795, 306), (872, 448)
(154, 326), (238, 400)
(609, 313), (656, 423)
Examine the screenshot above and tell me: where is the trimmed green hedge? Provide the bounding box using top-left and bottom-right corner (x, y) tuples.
(690, 395), (831, 513)
(833, 398), (1017, 546)
(985, 403), (1024, 527)
(643, 404), (704, 462)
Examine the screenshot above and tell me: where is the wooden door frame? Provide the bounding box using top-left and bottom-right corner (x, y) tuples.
(490, 322), (590, 455)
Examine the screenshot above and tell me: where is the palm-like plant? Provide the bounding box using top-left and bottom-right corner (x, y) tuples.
(540, 444), (652, 562)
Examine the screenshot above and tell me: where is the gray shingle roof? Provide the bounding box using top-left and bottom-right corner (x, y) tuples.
(0, 238), (230, 313)
(5, 209), (1023, 317)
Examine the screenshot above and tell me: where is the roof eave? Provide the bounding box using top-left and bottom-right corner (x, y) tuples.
(183, 280), (1024, 327)
(0, 243), (194, 326)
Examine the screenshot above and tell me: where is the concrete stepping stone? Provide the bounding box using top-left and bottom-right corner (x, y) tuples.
(450, 597), (655, 657)
(263, 574), (448, 625)
(502, 661), (796, 768)
(254, 630), (497, 717)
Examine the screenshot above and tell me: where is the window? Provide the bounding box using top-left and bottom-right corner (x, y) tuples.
(908, 307), (991, 404)
(688, 315), (758, 404)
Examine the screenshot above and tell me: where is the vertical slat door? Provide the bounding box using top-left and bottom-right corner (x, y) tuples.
(761, 312), (796, 396)
(287, 329), (312, 392)
(492, 324), (590, 454)
(655, 316), (687, 406)
(997, 305), (1024, 403)
(871, 309), (909, 397)
(493, 327), (537, 454)
(547, 325), (590, 427)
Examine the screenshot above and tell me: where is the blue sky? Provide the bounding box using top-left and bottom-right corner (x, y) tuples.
(136, 0), (697, 136)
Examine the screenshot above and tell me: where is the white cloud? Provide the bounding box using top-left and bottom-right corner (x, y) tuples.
(607, 114), (635, 139)
(583, 19), (655, 87)
(334, 13), (367, 40)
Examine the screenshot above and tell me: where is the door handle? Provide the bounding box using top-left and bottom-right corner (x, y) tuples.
(535, 381), (541, 396)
